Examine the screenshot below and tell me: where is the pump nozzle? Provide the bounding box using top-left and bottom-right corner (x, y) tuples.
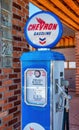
(56, 83), (71, 100)
(56, 83), (71, 111)
(61, 80), (69, 87)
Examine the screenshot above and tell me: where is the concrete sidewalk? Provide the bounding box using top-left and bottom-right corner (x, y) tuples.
(69, 92), (79, 130)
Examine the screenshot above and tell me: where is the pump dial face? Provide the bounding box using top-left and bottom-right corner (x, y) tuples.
(24, 69), (47, 107)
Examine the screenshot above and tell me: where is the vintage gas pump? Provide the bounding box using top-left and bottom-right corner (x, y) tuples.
(20, 11), (71, 130)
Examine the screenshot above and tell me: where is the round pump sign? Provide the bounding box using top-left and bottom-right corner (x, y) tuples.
(24, 11), (63, 48)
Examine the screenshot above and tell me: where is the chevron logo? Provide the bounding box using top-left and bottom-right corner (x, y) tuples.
(39, 37), (46, 45)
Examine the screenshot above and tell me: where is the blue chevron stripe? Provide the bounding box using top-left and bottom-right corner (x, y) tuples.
(39, 38), (46, 41)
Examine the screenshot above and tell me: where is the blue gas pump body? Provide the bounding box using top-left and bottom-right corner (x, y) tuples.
(20, 50), (65, 130)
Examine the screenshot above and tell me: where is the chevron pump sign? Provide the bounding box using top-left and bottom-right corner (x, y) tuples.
(24, 11), (63, 48)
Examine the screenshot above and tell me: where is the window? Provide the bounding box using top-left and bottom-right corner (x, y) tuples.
(69, 62), (76, 69)
(64, 61), (76, 69)
(64, 61), (68, 69)
(0, 0), (12, 67)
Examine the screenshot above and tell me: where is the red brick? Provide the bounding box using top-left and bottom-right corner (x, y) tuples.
(2, 79), (13, 86)
(0, 81), (2, 86)
(8, 96), (17, 102)
(0, 75), (7, 80)
(8, 118), (17, 126)
(0, 93), (3, 99)
(13, 78), (21, 83)
(23, 0), (28, 3)
(13, 2), (21, 10)
(16, 9), (25, 17)
(12, 19), (19, 25)
(4, 91), (14, 98)
(0, 111), (8, 118)
(14, 68), (21, 72)
(22, 17), (27, 23)
(9, 85), (17, 90)
(18, 42), (26, 47)
(6, 126), (13, 130)
(3, 103), (13, 111)
(2, 68), (12, 74)
(0, 100), (7, 105)
(12, 29), (17, 35)
(13, 47), (21, 51)
(17, 31), (24, 37)
(18, 127), (21, 130)
(13, 111), (20, 117)
(22, 7), (28, 14)
(13, 58), (20, 63)
(17, 95), (21, 100)
(14, 100), (21, 106)
(13, 52), (21, 58)
(13, 121), (20, 129)
(14, 89), (21, 95)
(17, 21), (25, 27)
(9, 107), (17, 114)
(13, 63), (20, 68)
(9, 74), (17, 78)
(0, 107), (2, 111)
(0, 87), (7, 93)
(12, 7), (17, 13)
(3, 115), (13, 122)
(0, 69), (2, 73)
(17, 105), (21, 111)
(17, 0), (25, 6)
(13, 13), (21, 20)
(13, 25), (21, 31)
(13, 36), (21, 41)
(17, 72), (21, 78)
(23, 48), (29, 52)
(0, 125), (6, 130)
(12, 0), (18, 2)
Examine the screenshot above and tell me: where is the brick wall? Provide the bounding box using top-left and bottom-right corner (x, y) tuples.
(75, 32), (79, 94)
(53, 48), (75, 61)
(0, 0), (29, 129)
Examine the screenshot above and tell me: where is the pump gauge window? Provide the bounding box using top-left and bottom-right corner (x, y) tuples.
(34, 70), (41, 78)
(24, 69), (47, 107)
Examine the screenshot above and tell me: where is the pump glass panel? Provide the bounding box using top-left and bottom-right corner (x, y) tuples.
(24, 69), (47, 107)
